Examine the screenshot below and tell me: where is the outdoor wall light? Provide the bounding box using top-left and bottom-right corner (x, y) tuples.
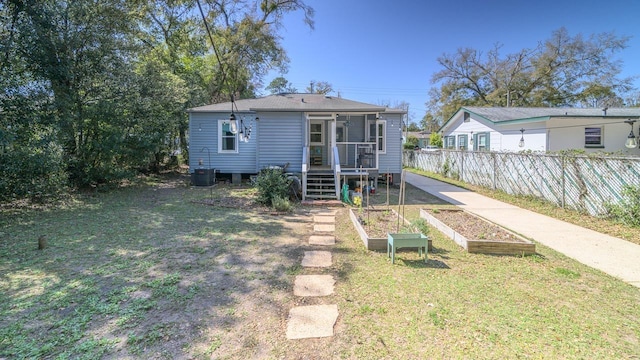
(624, 119), (637, 149)
(470, 131), (474, 145)
(229, 112), (238, 134)
(518, 128), (525, 148)
(227, 95), (254, 143)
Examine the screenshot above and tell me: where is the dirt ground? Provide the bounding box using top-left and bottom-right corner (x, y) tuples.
(425, 209), (521, 241)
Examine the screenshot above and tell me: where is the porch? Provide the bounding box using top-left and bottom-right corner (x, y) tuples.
(301, 113), (384, 200)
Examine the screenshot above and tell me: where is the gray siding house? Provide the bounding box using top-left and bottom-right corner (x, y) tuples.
(188, 93), (406, 200)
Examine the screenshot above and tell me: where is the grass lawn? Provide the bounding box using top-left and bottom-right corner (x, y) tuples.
(1, 172), (639, 359)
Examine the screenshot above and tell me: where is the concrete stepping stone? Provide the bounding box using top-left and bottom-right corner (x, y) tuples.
(309, 235), (335, 246)
(301, 251), (332, 267)
(286, 304), (339, 340)
(313, 215), (335, 224)
(314, 224), (335, 232)
(293, 275), (335, 297)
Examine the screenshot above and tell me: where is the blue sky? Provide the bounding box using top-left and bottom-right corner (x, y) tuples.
(263, 0), (640, 125)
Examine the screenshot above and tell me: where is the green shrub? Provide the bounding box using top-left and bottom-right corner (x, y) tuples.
(254, 168), (291, 206)
(411, 218), (430, 235)
(605, 185), (640, 227)
(271, 195), (293, 212)
(0, 141), (69, 202)
(441, 158), (451, 177)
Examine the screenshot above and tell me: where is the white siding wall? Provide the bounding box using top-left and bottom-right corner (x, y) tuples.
(547, 118), (639, 155)
(444, 111), (640, 155)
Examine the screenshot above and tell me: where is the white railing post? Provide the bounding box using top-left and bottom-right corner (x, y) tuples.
(333, 146), (341, 199)
(302, 146), (309, 200)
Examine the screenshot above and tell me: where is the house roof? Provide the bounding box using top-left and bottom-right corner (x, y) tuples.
(439, 106), (640, 131)
(187, 93), (406, 114)
(462, 107), (640, 123)
(406, 131), (431, 138)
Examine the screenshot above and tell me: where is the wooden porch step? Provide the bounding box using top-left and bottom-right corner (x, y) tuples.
(305, 194), (338, 200)
(307, 190), (336, 195)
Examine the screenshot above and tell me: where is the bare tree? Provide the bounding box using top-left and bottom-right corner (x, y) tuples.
(426, 27), (634, 122)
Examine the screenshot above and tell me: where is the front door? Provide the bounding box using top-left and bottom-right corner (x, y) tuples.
(309, 120), (325, 166)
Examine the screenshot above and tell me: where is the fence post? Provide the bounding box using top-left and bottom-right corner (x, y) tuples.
(561, 155), (566, 208)
(461, 150), (465, 182)
(492, 153), (497, 190)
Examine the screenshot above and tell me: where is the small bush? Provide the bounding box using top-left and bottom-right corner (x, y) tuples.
(605, 185), (640, 227)
(271, 195), (293, 212)
(254, 168), (291, 206)
(411, 218), (430, 235)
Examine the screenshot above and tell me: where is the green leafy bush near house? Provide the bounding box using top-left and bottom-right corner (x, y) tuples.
(254, 168), (292, 206)
(271, 195), (293, 212)
(404, 135), (419, 149)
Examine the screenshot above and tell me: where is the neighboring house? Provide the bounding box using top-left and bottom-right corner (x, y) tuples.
(440, 107), (640, 154)
(406, 131), (432, 148)
(187, 93), (406, 200)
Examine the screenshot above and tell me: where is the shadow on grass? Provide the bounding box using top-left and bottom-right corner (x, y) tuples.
(402, 258), (451, 269)
(0, 177), (313, 359)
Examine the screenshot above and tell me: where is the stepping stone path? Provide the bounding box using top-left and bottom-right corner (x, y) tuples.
(309, 235), (335, 246)
(300, 251), (332, 267)
(285, 304), (339, 340)
(293, 275), (335, 297)
(286, 208), (339, 340)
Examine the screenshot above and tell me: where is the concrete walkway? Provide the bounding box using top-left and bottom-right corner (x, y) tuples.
(286, 209), (338, 340)
(405, 171), (640, 288)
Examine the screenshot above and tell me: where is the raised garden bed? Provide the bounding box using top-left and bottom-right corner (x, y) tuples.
(349, 208), (432, 251)
(420, 208), (535, 255)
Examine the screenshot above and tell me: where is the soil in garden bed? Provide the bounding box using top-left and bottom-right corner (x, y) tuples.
(426, 209), (523, 242)
(357, 209), (414, 238)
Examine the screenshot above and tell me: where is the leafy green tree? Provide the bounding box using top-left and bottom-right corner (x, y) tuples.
(429, 132), (443, 148)
(266, 76), (298, 94)
(1, 0), (315, 200)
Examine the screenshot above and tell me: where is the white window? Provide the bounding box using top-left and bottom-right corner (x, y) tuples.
(457, 134), (468, 150)
(475, 132), (489, 151)
(377, 120), (386, 153)
(445, 135), (456, 149)
(218, 120), (238, 153)
(366, 118), (386, 154)
(309, 121), (324, 145)
(585, 126), (604, 147)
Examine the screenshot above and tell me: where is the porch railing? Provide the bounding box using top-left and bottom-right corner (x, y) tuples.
(332, 146), (341, 198)
(336, 142), (377, 170)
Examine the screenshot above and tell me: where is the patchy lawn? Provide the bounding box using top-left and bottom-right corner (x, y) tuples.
(1, 174), (639, 359)
(0, 175), (312, 359)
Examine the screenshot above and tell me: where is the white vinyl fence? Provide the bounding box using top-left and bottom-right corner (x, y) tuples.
(404, 150), (640, 216)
